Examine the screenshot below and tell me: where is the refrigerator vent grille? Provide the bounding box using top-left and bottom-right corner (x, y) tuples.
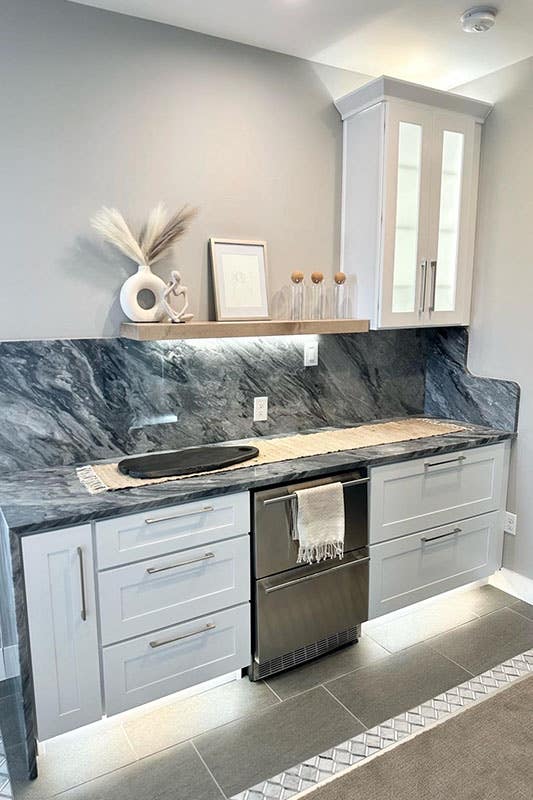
(252, 626), (359, 681)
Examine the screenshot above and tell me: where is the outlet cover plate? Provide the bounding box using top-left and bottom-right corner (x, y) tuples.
(304, 341), (319, 367)
(504, 511), (517, 536)
(253, 396), (268, 422)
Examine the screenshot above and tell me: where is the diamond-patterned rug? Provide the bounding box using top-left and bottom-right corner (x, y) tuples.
(232, 648), (533, 800)
(0, 737), (13, 800)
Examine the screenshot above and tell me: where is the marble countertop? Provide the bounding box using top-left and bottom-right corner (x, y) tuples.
(0, 420), (514, 536)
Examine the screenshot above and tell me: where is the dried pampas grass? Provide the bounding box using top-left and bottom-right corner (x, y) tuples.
(139, 203), (168, 262)
(91, 203), (198, 267)
(143, 205), (198, 265)
(91, 207), (146, 265)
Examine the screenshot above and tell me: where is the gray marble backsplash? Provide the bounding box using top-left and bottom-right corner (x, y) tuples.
(424, 328), (520, 432)
(0, 328), (519, 472)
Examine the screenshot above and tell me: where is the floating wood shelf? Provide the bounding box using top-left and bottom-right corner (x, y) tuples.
(120, 319), (370, 341)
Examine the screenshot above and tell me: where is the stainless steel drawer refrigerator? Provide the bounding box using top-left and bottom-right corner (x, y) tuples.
(250, 470), (369, 680)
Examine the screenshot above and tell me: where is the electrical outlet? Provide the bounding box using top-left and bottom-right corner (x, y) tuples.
(253, 396), (268, 422)
(304, 341), (318, 367)
(504, 511), (517, 536)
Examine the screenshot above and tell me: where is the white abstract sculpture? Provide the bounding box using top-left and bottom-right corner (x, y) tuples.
(162, 270), (194, 323)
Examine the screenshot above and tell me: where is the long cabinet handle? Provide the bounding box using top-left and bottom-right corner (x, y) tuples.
(149, 622), (216, 649)
(146, 552), (215, 575)
(265, 556), (370, 594)
(263, 477), (369, 507)
(145, 505), (214, 524)
(424, 455), (466, 470)
(421, 527), (462, 544)
(77, 546), (87, 622)
(419, 260), (428, 313)
(429, 259), (437, 312)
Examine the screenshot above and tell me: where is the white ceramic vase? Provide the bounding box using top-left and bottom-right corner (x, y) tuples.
(120, 264), (167, 323)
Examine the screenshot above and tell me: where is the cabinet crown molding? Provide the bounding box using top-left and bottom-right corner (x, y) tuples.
(335, 75), (493, 123)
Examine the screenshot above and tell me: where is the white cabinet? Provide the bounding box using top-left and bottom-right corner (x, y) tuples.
(94, 492), (249, 568)
(369, 511), (503, 618)
(370, 443), (507, 544)
(98, 535), (250, 645)
(336, 76), (492, 329)
(368, 442), (511, 619)
(22, 525), (102, 740)
(103, 605), (250, 715)
(22, 494), (252, 738)
(96, 492), (252, 717)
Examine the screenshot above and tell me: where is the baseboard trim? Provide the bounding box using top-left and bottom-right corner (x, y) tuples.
(489, 568), (533, 604)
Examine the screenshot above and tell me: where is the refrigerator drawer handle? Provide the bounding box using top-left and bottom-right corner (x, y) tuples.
(264, 556), (370, 594)
(263, 477), (369, 507)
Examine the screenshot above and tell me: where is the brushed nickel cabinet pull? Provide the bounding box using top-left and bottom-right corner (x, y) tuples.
(419, 260), (428, 313)
(429, 259), (437, 312)
(421, 527), (462, 544)
(146, 552), (215, 575)
(145, 505), (214, 525)
(424, 455), (466, 470)
(149, 622), (216, 649)
(77, 546), (87, 622)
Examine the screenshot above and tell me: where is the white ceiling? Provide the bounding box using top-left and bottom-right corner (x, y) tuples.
(69, 0), (533, 89)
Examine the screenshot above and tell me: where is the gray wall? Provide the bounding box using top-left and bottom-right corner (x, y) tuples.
(455, 57), (533, 581)
(0, 0), (368, 341)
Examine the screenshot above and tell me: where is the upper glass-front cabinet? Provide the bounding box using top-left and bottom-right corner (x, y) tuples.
(381, 105), (476, 328)
(337, 77), (490, 329)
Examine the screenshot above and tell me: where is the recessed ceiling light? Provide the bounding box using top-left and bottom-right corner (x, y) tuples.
(460, 6), (498, 33)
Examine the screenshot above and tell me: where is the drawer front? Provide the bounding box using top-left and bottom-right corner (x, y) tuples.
(103, 604), (251, 715)
(95, 492), (250, 568)
(370, 444), (507, 544)
(255, 550), (369, 662)
(98, 535), (250, 645)
(369, 511), (503, 619)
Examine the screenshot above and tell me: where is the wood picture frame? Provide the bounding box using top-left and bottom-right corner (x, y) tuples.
(209, 238), (270, 321)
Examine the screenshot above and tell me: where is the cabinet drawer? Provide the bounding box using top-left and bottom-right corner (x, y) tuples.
(256, 550), (369, 662)
(370, 444), (507, 544)
(102, 604), (251, 715)
(369, 511), (503, 619)
(95, 492), (250, 568)
(98, 535), (250, 645)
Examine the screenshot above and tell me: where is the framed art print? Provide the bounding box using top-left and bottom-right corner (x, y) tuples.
(209, 239), (270, 321)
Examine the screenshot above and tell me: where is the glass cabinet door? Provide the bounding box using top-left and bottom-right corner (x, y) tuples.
(427, 113), (476, 324)
(380, 104), (433, 328)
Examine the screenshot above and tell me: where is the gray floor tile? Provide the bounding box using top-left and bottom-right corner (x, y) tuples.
(124, 677), (279, 759)
(364, 593), (478, 652)
(0, 696), (25, 753)
(429, 607), (533, 676)
(457, 585), (519, 616)
(11, 724), (137, 799)
(194, 686), (364, 797)
(51, 742), (223, 800)
(511, 599), (533, 621)
(266, 637), (389, 700)
(0, 680), (18, 702)
(326, 643), (470, 729)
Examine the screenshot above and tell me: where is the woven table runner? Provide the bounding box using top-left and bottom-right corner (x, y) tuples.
(77, 418), (465, 494)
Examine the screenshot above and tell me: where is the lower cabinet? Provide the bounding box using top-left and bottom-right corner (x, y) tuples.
(369, 511), (504, 618)
(102, 604), (251, 715)
(22, 525), (102, 740)
(23, 495), (252, 740)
